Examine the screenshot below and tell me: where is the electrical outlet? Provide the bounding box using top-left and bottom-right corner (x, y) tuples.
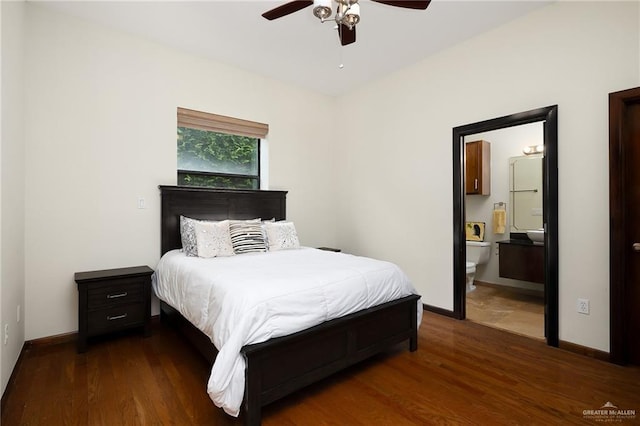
(137, 197), (146, 209)
(4, 324), (8, 345)
(577, 298), (590, 315)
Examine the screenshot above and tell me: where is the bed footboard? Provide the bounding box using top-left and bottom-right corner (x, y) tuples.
(240, 294), (420, 425)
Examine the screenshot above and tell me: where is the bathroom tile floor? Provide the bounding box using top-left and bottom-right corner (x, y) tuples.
(466, 282), (545, 340)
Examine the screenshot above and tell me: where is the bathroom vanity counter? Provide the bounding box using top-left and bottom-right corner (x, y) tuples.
(497, 240), (544, 284)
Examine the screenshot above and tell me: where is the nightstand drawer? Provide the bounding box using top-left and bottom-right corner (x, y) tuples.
(87, 303), (145, 335)
(87, 278), (145, 309)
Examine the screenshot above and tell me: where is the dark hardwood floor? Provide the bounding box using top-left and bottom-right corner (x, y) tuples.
(3, 311), (639, 425)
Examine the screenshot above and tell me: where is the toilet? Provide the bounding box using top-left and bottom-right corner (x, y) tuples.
(466, 241), (491, 292)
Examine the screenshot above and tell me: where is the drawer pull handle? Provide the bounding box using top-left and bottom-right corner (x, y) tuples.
(107, 292), (128, 299)
(107, 313), (128, 321)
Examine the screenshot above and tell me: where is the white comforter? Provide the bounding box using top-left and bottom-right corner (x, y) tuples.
(152, 247), (421, 416)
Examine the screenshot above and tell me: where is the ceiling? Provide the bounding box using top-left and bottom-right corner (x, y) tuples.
(37, 0), (551, 96)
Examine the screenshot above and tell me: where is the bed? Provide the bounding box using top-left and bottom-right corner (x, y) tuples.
(155, 185), (421, 425)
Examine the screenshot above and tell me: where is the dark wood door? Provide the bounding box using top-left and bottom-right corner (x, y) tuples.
(610, 87), (640, 365)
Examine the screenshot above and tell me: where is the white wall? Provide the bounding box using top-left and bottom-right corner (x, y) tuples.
(466, 123), (544, 291)
(1, 0), (26, 394)
(23, 4), (337, 340)
(335, 1), (639, 351)
(14, 0), (640, 357)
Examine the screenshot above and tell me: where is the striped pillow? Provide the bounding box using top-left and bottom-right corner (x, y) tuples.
(229, 219), (267, 254)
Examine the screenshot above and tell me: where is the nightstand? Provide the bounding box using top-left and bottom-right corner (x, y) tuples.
(75, 265), (153, 353)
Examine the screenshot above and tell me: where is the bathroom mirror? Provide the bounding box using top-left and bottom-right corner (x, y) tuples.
(510, 155), (543, 232)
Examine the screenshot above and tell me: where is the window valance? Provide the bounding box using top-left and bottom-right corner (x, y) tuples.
(177, 107), (268, 139)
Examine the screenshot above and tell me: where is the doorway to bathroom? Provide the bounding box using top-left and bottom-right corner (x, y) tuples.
(452, 106), (559, 347)
(463, 123), (546, 340)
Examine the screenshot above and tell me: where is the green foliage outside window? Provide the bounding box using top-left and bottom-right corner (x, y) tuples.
(177, 127), (259, 189)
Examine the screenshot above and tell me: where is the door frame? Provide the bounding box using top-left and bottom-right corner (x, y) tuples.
(609, 87), (640, 364)
(452, 105), (559, 346)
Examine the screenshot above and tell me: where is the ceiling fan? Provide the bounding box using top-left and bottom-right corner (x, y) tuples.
(262, 0), (431, 46)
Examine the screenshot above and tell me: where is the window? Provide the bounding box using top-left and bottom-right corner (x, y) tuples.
(177, 108), (268, 189)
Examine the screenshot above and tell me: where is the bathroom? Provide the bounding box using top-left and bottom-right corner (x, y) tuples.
(464, 121), (545, 340)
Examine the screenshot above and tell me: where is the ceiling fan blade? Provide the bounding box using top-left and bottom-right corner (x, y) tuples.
(338, 24), (356, 46)
(371, 0), (431, 10)
(262, 1), (314, 20)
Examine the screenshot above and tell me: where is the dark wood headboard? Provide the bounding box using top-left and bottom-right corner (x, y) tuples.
(159, 186), (287, 255)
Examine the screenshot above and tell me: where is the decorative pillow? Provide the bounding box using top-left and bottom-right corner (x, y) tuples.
(264, 221), (300, 251)
(194, 220), (234, 258)
(180, 216), (199, 257)
(261, 218), (276, 247)
(229, 219), (267, 254)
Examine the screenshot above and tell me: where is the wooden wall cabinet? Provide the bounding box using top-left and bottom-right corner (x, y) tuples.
(465, 140), (491, 195)
(498, 242), (544, 284)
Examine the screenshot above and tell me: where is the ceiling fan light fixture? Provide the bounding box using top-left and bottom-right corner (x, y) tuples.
(343, 3), (360, 27)
(262, 0), (429, 46)
(313, 0), (332, 20)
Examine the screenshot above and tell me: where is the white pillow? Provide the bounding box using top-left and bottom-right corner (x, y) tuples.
(264, 221), (300, 251)
(194, 220), (235, 258)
